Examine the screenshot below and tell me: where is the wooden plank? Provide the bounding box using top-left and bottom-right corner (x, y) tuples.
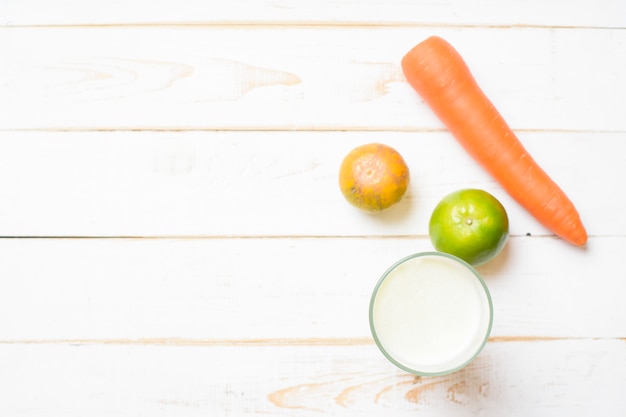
(0, 130), (618, 238)
(1, 26), (624, 131)
(1, 0), (624, 28)
(0, 339), (623, 416)
(0, 236), (623, 341)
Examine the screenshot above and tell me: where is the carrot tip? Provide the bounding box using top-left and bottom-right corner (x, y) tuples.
(561, 224), (588, 247)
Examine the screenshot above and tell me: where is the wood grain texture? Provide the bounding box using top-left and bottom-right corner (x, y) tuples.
(1, 2), (624, 415)
(0, 339), (623, 416)
(1, 27), (624, 131)
(1, 0), (624, 28)
(0, 236), (623, 341)
(0, 130), (617, 238)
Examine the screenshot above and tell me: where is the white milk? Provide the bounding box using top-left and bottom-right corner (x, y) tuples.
(370, 252), (492, 375)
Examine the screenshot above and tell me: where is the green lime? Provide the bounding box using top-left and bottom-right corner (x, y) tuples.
(429, 189), (509, 266)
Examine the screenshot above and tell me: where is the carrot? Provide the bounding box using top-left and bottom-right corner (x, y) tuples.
(401, 36), (587, 246)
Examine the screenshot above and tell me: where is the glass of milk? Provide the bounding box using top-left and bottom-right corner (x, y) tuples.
(369, 252), (493, 376)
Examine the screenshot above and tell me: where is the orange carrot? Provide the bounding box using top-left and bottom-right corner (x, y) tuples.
(401, 36), (587, 246)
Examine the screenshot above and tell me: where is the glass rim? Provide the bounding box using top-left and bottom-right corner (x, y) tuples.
(369, 251), (493, 377)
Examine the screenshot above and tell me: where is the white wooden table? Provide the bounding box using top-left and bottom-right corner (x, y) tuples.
(1, 1), (625, 415)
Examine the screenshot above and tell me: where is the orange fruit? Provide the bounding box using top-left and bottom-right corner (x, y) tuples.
(429, 189), (509, 266)
(339, 143), (410, 212)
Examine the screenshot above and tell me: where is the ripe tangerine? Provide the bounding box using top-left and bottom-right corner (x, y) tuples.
(339, 143), (410, 212)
